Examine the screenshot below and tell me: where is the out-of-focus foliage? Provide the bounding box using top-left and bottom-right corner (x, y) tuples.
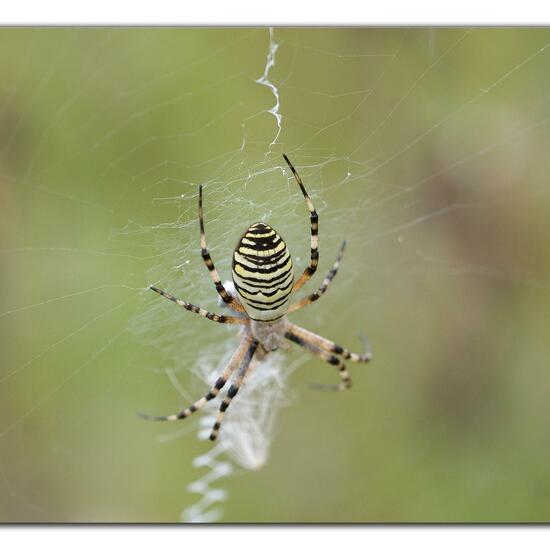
(1, 28), (550, 522)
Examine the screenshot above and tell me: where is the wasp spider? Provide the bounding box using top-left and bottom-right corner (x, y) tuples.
(141, 154), (372, 441)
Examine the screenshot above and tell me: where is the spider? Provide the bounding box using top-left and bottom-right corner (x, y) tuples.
(140, 154), (372, 441)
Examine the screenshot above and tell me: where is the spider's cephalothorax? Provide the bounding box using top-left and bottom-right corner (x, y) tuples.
(142, 154), (372, 441)
(232, 222), (293, 323)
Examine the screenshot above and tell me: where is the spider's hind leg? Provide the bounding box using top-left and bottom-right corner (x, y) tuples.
(149, 285), (246, 325)
(198, 185), (245, 314)
(288, 240), (346, 313)
(283, 154), (319, 292)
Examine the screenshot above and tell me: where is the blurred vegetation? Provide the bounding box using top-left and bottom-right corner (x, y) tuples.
(1, 28), (550, 522)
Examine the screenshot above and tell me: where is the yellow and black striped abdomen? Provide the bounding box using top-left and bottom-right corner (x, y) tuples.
(232, 222), (294, 322)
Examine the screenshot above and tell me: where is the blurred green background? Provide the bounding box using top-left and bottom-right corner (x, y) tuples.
(1, 27), (550, 522)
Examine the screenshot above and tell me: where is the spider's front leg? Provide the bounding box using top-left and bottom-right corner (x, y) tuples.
(139, 335), (254, 422)
(286, 330), (352, 391)
(209, 339), (259, 440)
(287, 323), (372, 363)
(285, 323), (372, 390)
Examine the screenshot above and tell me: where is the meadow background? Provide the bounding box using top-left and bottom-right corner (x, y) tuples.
(1, 27), (550, 522)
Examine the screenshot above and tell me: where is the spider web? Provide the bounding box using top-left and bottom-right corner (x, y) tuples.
(2, 27), (550, 522)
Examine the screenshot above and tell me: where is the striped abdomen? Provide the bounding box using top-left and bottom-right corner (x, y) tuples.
(232, 222), (294, 322)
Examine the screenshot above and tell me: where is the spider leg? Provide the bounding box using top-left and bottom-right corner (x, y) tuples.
(199, 185), (245, 314)
(139, 336), (253, 422)
(287, 322), (372, 363)
(285, 330), (351, 391)
(149, 285), (247, 324)
(209, 340), (259, 440)
(288, 240), (346, 313)
(282, 154), (319, 292)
